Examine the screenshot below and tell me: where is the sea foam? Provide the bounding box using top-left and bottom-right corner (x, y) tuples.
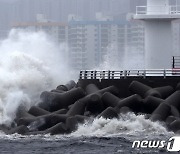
(0, 29), (71, 125)
(71, 113), (173, 139)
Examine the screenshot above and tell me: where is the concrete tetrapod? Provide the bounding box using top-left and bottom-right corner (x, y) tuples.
(15, 105), (35, 122)
(5, 80), (180, 135)
(154, 86), (174, 99)
(39, 87), (85, 112)
(66, 100), (86, 116)
(143, 96), (180, 117)
(66, 115), (87, 133)
(119, 106), (132, 114)
(143, 96), (163, 114)
(8, 125), (29, 135)
(66, 93), (103, 116)
(176, 82), (180, 91)
(101, 92), (122, 108)
(17, 117), (36, 126)
(45, 122), (68, 135)
(98, 107), (119, 119)
(27, 114), (69, 131)
(169, 119), (180, 132)
(96, 85), (119, 96)
(85, 84), (119, 96)
(51, 89), (65, 93)
(53, 109), (67, 114)
(129, 81), (161, 98)
(17, 108), (67, 126)
(85, 84), (119, 114)
(28, 106), (50, 116)
(115, 94), (142, 113)
(17, 94), (101, 133)
(165, 90), (180, 111)
(166, 116), (179, 125)
(150, 103), (171, 122)
(170, 106), (180, 117)
(85, 83), (100, 95)
(56, 80), (76, 91)
(85, 94), (104, 114)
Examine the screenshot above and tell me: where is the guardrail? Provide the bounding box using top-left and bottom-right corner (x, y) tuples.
(172, 56), (180, 69)
(79, 69), (180, 80)
(136, 5), (180, 15)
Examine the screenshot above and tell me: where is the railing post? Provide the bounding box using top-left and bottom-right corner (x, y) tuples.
(79, 70), (82, 79)
(172, 56), (175, 68)
(94, 70), (97, 79)
(112, 71), (114, 79)
(108, 70), (110, 79)
(91, 71), (93, 79)
(85, 70), (87, 79)
(124, 70), (127, 79)
(100, 71), (105, 79)
(120, 71), (123, 78)
(143, 70), (146, 78)
(163, 69), (166, 78)
(103, 71), (106, 79)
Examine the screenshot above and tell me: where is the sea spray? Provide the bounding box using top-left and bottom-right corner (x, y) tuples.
(0, 29), (73, 125)
(98, 43), (145, 70)
(71, 113), (173, 139)
(0, 113), (174, 143)
(99, 43), (121, 70)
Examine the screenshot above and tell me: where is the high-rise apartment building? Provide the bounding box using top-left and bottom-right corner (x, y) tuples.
(13, 21), (68, 43)
(12, 15), (145, 70)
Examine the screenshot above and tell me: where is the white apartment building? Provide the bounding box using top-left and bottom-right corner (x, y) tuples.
(12, 22), (68, 43)
(12, 18), (145, 70)
(68, 20), (145, 70)
(68, 21), (96, 70)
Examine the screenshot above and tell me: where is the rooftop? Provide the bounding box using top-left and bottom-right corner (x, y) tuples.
(12, 22), (67, 27)
(132, 5), (180, 20)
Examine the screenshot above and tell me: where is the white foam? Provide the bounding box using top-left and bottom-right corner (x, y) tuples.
(98, 43), (145, 70)
(0, 29), (74, 125)
(0, 113), (174, 141)
(71, 113), (173, 139)
(99, 44), (121, 70)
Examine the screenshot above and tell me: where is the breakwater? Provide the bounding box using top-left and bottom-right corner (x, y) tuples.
(1, 76), (180, 135)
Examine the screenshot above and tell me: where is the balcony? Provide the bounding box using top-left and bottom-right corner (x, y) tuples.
(136, 5), (180, 15)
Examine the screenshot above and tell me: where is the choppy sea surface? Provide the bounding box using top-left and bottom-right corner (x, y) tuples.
(0, 29), (177, 154)
(0, 113), (177, 154)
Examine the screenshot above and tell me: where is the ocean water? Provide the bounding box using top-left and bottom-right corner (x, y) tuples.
(0, 136), (162, 154)
(0, 113), (176, 154)
(0, 30), (177, 154)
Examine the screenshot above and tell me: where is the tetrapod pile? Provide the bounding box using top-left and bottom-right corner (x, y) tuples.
(2, 80), (180, 135)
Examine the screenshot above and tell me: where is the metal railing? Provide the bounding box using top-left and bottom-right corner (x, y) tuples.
(79, 69), (180, 80)
(136, 5), (180, 15)
(172, 56), (180, 69)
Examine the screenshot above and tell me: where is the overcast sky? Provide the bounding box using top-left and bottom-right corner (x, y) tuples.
(0, 0), (178, 38)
